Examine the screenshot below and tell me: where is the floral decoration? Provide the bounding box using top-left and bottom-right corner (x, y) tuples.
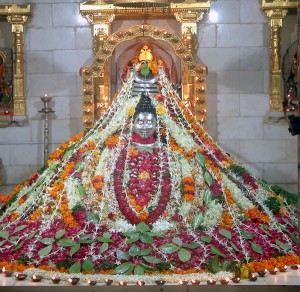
(0, 59), (298, 284)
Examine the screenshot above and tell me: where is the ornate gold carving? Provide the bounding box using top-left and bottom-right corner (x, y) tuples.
(0, 4), (31, 118)
(81, 24), (207, 129)
(80, 1), (210, 18)
(80, 1), (210, 129)
(262, 0), (296, 112)
(113, 0), (171, 8)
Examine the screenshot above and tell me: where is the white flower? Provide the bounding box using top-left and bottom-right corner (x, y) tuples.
(221, 173), (254, 211)
(65, 177), (84, 210)
(152, 219), (175, 232)
(202, 201), (223, 229)
(113, 219), (136, 232)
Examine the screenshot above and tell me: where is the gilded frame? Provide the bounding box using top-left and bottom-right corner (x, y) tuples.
(0, 4), (30, 125)
(80, 24), (207, 129)
(80, 1), (210, 130)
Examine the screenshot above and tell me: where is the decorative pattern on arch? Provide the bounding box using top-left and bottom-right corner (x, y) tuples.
(81, 24), (207, 129)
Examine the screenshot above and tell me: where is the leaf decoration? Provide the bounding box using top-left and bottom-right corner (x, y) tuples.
(9, 236), (19, 243)
(112, 262), (133, 275)
(116, 249), (130, 261)
(140, 234), (153, 244)
(230, 241), (240, 252)
(12, 242), (24, 252)
(129, 244), (141, 257)
(87, 212), (100, 223)
(140, 63), (150, 78)
(219, 229), (232, 240)
(40, 237), (55, 245)
(55, 229), (66, 239)
(204, 171), (213, 186)
(203, 189), (212, 205)
(240, 229), (254, 240)
(57, 238), (76, 247)
(251, 242), (263, 255)
(79, 239), (95, 244)
(140, 248), (152, 256)
(13, 225), (27, 234)
(200, 236), (212, 243)
(158, 243), (181, 254)
(75, 162), (83, 170)
(211, 246), (225, 257)
(192, 212), (203, 229)
(78, 185), (86, 197)
(69, 261), (81, 273)
(70, 243), (81, 257)
(182, 242), (200, 249)
(282, 217), (293, 227)
(100, 242), (109, 254)
(260, 224), (271, 237)
(102, 232), (112, 239)
(143, 256), (164, 264)
(276, 239), (290, 251)
(172, 237), (183, 246)
(195, 152), (206, 168)
(124, 264), (135, 276)
(291, 234), (300, 245)
(140, 263), (158, 272)
(212, 255), (221, 273)
(38, 244), (53, 257)
(0, 240), (6, 247)
(134, 265), (145, 275)
(136, 222), (150, 233)
(79, 234), (91, 241)
(82, 257), (94, 272)
(27, 230), (38, 239)
(222, 260), (230, 270)
(127, 234), (140, 244)
(96, 236), (114, 242)
(0, 231), (9, 240)
(178, 248), (191, 262)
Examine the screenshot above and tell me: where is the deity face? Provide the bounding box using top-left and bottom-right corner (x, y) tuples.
(133, 112), (156, 139)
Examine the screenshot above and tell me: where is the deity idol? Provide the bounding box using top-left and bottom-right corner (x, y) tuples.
(0, 46), (298, 283)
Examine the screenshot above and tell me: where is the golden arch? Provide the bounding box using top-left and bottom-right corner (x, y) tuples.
(81, 24), (207, 129)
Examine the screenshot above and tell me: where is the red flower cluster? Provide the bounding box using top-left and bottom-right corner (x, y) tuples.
(242, 173), (258, 190)
(114, 145), (170, 224)
(131, 133), (156, 145)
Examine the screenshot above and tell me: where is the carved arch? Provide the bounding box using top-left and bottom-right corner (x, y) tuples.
(81, 24), (207, 129)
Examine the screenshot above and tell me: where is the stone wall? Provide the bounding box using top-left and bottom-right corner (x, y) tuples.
(0, 0), (297, 192)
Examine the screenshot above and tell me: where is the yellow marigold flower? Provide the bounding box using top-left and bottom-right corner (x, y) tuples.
(127, 106), (135, 116)
(139, 171), (150, 179)
(156, 104), (166, 115)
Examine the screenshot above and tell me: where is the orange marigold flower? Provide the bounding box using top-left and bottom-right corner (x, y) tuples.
(138, 212), (149, 221)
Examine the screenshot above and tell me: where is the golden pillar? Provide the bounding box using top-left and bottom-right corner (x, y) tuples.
(80, 11), (115, 129)
(7, 15), (29, 116)
(0, 4), (30, 119)
(175, 12), (206, 124)
(264, 8), (287, 112)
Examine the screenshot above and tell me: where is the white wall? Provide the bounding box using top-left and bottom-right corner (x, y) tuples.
(0, 0), (297, 193)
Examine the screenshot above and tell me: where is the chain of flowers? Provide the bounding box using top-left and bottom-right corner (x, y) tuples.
(154, 113), (182, 223)
(155, 101), (188, 221)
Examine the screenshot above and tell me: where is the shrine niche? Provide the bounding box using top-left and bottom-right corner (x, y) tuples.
(80, 1), (210, 130)
(0, 48), (13, 112)
(0, 4), (31, 126)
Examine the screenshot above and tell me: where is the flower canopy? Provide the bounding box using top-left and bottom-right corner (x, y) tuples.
(0, 63), (299, 283)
